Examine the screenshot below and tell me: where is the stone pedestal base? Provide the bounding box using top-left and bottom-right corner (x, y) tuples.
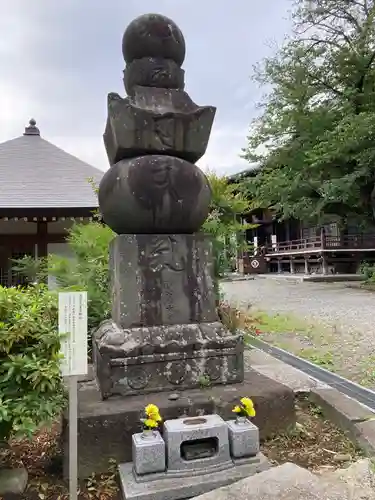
(93, 321), (244, 399)
(61, 370), (295, 479)
(118, 454), (269, 500)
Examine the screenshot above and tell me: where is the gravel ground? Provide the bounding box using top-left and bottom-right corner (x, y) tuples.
(221, 277), (375, 385)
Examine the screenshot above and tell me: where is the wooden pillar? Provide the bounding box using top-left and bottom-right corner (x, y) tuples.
(290, 257), (295, 274)
(322, 254), (329, 275)
(320, 227), (326, 249)
(37, 220), (48, 258)
(304, 256), (309, 275)
(277, 258), (282, 274)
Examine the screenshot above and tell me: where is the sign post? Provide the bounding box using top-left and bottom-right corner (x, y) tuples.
(59, 291), (88, 500)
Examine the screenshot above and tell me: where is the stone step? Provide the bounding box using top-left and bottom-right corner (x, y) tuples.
(193, 459), (375, 500)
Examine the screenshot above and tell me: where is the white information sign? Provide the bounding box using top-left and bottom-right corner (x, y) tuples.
(59, 291), (88, 377)
(58, 291), (88, 500)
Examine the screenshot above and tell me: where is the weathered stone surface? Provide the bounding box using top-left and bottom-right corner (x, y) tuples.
(320, 459), (375, 499)
(245, 349), (330, 393)
(62, 370), (295, 478)
(93, 326), (244, 398)
(123, 57), (185, 94)
(102, 88), (215, 167)
(122, 14), (186, 65)
(93, 9), (243, 424)
(354, 419), (375, 456)
(227, 419), (259, 458)
(92, 233), (244, 398)
(194, 462), (347, 500)
(195, 459), (375, 500)
(110, 234), (217, 327)
(118, 455), (269, 500)
(0, 467), (28, 495)
(163, 415), (231, 474)
(99, 156), (212, 234)
(132, 431), (166, 475)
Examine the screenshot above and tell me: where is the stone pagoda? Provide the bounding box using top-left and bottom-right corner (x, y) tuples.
(92, 13), (244, 399)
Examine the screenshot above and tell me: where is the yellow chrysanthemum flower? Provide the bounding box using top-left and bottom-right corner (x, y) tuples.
(144, 404), (162, 422)
(245, 406), (256, 417)
(145, 404), (159, 416)
(144, 418), (158, 428)
(232, 405), (241, 413)
(240, 397), (254, 409)
(240, 397), (256, 417)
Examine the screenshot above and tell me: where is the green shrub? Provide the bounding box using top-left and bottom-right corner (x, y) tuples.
(14, 222), (115, 333)
(49, 222), (114, 331)
(360, 261), (375, 281)
(0, 285), (65, 443)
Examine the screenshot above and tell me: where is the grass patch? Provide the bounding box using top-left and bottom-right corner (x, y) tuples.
(358, 355), (375, 387)
(246, 310), (321, 336)
(240, 308), (340, 373)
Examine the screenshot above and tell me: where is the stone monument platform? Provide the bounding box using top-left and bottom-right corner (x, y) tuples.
(61, 369), (295, 479)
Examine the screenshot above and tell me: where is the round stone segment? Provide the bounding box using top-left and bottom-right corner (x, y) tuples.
(98, 155), (211, 234)
(122, 13), (186, 65)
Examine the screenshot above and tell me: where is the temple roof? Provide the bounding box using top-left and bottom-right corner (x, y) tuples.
(0, 119), (104, 210)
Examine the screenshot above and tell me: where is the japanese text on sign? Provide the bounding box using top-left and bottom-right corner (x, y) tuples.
(58, 292), (88, 377)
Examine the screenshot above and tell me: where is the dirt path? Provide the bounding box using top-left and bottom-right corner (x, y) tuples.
(221, 277), (375, 387)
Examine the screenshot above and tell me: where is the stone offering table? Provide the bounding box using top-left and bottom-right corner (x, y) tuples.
(119, 414), (269, 500)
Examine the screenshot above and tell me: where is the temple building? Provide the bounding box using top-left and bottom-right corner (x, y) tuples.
(0, 119), (103, 286)
(228, 167), (375, 275)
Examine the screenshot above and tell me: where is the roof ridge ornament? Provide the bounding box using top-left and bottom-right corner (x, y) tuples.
(24, 118), (40, 136)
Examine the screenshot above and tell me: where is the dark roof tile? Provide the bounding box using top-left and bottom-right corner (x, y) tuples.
(0, 124), (104, 209)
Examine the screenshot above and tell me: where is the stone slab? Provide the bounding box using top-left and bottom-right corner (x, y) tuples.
(245, 348), (330, 393)
(310, 387), (375, 444)
(118, 453), (269, 500)
(62, 369), (295, 478)
(354, 420), (375, 456)
(193, 462), (348, 500)
(110, 234), (217, 328)
(93, 327), (244, 399)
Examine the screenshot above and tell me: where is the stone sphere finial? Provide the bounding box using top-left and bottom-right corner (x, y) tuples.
(122, 13), (186, 66)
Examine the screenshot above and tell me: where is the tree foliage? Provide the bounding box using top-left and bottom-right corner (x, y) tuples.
(0, 285), (65, 443)
(243, 0), (375, 226)
(203, 171), (251, 277)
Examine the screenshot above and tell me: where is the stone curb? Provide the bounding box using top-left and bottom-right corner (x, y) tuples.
(309, 387), (375, 457)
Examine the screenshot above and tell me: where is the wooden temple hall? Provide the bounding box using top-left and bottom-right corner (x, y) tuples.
(0, 119), (103, 286)
(229, 168), (375, 276)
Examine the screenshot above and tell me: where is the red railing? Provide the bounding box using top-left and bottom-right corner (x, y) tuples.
(265, 233), (375, 254)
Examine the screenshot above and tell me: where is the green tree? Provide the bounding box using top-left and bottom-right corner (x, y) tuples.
(243, 0), (375, 227)
(203, 171), (251, 279)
